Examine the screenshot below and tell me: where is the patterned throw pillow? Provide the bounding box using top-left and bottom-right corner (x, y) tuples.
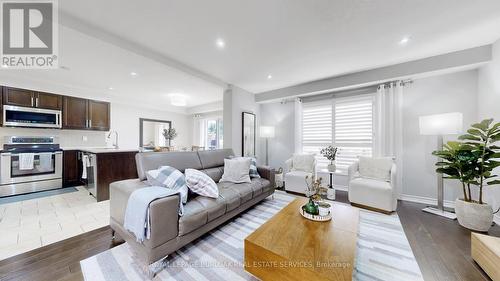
(185, 169), (219, 198)
(146, 166), (188, 204)
(228, 156), (260, 178)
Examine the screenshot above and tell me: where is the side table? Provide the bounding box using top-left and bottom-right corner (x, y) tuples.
(319, 169), (341, 200)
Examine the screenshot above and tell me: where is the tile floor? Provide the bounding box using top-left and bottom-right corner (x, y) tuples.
(0, 186), (109, 260)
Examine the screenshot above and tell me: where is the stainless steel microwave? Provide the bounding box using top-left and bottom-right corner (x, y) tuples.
(3, 105), (62, 128)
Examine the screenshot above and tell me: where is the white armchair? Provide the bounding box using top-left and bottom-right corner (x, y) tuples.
(284, 154), (316, 194)
(347, 157), (397, 213)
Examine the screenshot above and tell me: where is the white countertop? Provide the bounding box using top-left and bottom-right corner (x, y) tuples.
(61, 147), (139, 154)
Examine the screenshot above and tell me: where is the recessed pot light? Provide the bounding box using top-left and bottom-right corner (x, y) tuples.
(108, 87), (114, 90)
(267, 74), (273, 79)
(130, 72), (138, 76)
(215, 38), (225, 49)
(399, 36), (410, 45)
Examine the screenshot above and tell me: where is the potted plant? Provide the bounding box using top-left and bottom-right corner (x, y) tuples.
(433, 119), (500, 231)
(162, 128), (178, 148)
(320, 146), (338, 172)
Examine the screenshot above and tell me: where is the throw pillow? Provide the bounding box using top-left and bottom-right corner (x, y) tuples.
(292, 153), (315, 173)
(146, 166), (188, 204)
(228, 156), (260, 178)
(185, 169), (219, 198)
(358, 156), (393, 181)
(220, 158), (252, 183)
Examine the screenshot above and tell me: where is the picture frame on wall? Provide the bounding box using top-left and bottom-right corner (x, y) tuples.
(242, 112), (256, 157)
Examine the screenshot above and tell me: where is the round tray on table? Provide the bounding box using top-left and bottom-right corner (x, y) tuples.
(299, 204), (332, 222)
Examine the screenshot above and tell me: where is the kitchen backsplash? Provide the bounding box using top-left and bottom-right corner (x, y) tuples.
(0, 127), (108, 147)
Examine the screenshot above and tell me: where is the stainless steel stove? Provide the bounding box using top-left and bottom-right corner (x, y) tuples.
(0, 136), (62, 197)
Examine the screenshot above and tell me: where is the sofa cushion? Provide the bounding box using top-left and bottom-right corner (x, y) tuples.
(232, 182), (254, 204)
(248, 178), (264, 197)
(185, 168), (219, 198)
(252, 178), (271, 194)
(348, 177), (395, 212)
(190, 196), (226, 222)
(200, 167), (224, 182)
(136, 151), (202, 181)
(198, 149), (234, 169)
(217, 184), (241, 211)
(178, 200), (208, 236)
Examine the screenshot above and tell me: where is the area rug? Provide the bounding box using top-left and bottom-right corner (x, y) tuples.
(81, 192), (423, 281)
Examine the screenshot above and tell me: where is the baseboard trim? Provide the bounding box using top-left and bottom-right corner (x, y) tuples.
(399, 194), (456, 209)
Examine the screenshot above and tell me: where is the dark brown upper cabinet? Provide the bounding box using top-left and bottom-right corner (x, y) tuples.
(88, 100), (110, 131)
(3, 87), (34, 107)
(35, 92), (62, 110)
(63, 96), (88, 129)
(63, 96), (110, 131)
(3, 86), (62, 110)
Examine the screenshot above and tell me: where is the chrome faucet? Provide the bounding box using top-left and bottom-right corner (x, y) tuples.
(107, 131), (119, 149)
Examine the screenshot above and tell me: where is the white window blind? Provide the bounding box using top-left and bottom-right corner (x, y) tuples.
(334, 95), (373, 170)
(301, 102), (332, 167)
(301, 94), (373, 172)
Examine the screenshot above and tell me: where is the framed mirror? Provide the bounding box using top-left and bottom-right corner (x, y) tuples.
(242, 112), (256, 157)
(139, 118), (172, 149)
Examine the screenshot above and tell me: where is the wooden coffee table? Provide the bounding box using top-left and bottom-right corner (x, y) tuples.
(244, 198), (359, 281)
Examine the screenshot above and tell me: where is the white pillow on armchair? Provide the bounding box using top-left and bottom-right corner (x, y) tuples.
(291, 153), (315, 172)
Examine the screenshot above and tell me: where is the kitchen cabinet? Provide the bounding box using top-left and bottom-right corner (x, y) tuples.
(2, 86), (62, 110)
(62, 96), (88, 129)
(3, 87), (34, 107)
(81, 150), (137, 201)
(63, 150), (84, 187)
(35, 92), (62, 110)
(62, 97), (110, 131)
(88, 100), (110, 131)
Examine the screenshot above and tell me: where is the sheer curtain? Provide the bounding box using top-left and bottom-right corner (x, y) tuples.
(373, 81), (404, 196)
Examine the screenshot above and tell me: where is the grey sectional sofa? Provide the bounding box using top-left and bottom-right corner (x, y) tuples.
(109, 148), (275, 268)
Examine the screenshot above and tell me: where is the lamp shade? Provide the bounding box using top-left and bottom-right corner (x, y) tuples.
(419, 112), (463, 135)
(260, 126), (275, 138)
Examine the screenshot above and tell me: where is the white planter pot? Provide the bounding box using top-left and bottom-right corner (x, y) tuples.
(327, 163), (336, 172)
(455, 199), (493, 232)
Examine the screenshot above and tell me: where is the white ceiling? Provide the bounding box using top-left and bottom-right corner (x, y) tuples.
(0, 25), (224, 113)
(57, 0), (500, 94)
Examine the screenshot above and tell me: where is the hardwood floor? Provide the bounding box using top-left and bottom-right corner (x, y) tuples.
(1, 191), (499, 281)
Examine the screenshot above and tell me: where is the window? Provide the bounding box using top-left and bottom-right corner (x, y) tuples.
(199, 118), (223, 150)
(301, 94), (373, 172)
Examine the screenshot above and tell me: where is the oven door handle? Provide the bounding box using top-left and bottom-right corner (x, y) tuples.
(1, 153), (11, 157)
(1, 152), (62, 156)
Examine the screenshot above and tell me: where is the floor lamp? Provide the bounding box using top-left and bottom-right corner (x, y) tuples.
(419, 112), (463, 220)
(260, 126), (275, 166)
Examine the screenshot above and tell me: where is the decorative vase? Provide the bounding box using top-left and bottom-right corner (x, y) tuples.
(455, 199), (493, 232)
(327, 163), (336, 172)
(303, 198), (319, 215)
(318, 202), (331, 216)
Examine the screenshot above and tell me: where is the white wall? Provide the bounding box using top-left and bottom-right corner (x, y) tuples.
(402, 70), (478, 202)
(478, 38), (500, 215)
(110, 103), (192, 149)
(258, 101), (295, 169)
(223, 86), (259, 158)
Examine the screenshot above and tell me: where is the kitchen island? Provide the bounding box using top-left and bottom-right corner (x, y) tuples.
(62, 148), (138, 201)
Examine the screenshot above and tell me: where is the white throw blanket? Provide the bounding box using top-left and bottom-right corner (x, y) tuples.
(19, 153), (35, 170)
(123, 186), (183, 242)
